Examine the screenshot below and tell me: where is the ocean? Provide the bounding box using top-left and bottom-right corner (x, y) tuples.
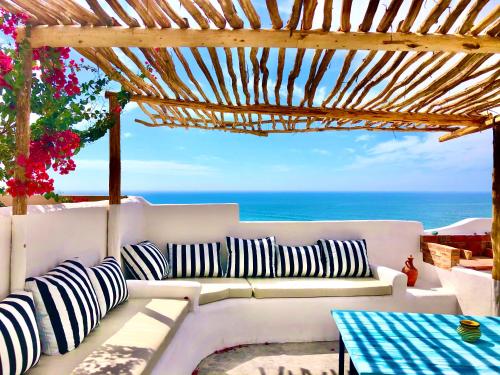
(134, 191), (491, 230)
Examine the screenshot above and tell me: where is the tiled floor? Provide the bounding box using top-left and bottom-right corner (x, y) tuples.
(196, 341), (349, 375)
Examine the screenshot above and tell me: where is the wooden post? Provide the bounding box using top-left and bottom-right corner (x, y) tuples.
(108, 96), (121, 205)
(493, 124), (500, 316)
(12, 42), (32, 215)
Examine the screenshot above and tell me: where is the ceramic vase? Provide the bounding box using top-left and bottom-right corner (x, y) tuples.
(457, 320), (481, 343)
(402, 255), (418, 287)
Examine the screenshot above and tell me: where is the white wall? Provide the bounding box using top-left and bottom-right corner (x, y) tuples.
(231, 220), (423, 274)
(0, 212), (11, 299)
(11, 206), (108, 290)
(118, 203), (436, 283)
(143, 203), (239, 246)
(426, 218), (492, 235)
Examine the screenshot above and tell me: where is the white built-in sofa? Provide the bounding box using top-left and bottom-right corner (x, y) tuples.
(0, 197), (459, 374)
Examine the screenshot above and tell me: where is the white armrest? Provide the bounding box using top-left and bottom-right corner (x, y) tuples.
(370, 264), (407, 297)
(126, 280), (201, 309)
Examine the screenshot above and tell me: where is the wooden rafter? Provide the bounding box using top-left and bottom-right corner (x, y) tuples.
(106, 93), (488, 128)
(17, 27), (500, 54)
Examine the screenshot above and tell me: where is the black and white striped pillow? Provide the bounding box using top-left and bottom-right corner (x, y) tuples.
(24, 259), (101, 355)
(87, 257), (129, 318)
(226, 236), (275, 278)
(276, 244), (325, 277)
(0, 292), (41, 375)
(318, 239), (372, 278)
(168, 243), (223, 278)
(121, 241), (168, 280)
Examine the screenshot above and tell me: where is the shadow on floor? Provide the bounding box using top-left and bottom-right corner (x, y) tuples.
(197, 341), (349, 375)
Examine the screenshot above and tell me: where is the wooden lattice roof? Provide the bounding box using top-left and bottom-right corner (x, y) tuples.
(6, 0), (500, 140)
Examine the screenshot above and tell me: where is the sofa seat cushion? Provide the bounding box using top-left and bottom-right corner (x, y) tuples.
(30, 298), (189, 375)
(184, 278), (253, 305)
(248, 278), (392, 298)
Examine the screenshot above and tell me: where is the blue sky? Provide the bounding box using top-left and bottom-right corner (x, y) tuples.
(16, 1), (499, 192)
(55, 108), (493, 193)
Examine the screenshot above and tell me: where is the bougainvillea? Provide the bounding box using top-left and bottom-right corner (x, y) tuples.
(0, 8), (129, 199)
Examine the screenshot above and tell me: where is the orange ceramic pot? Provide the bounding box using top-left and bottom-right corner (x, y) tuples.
(402, 255), (418, 287)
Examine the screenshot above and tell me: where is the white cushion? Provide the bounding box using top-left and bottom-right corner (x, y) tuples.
(30, 299), (189, 375)
(0, 291), (41, 375)
(25, 260), (100, 355)
(167, 242), (223, 278)
(226, 237), (275, 277)
(121, 241), (168, 280)
(248, 277), (392, 298)
(184, 278), (253, 305)
(87, 257), (128, 318)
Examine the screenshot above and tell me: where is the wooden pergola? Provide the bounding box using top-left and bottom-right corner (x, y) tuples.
(4, 0), (500, 314)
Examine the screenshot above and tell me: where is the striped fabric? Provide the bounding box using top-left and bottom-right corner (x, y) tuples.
(121, 241), (168, 280)
(0, 292), (41, 375)
(168, 243), (222, 278)
(318, 239), (373, 278)
(226, 237), (275, 278)
(275, 244), (324, 277)
(24, 259), (101, 355)
(87, 257), (129, 318)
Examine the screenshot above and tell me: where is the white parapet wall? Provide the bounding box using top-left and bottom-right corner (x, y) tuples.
(0, 207), (12, 299)
(9, 204), (108, 291)
(424, 217), (494, 316)
(426, 217), (492, 235)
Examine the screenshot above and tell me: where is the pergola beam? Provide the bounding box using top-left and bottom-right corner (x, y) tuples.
(439, 116), (499, 142)
(18, 27), (500, 54)
(108, 96), (121, 205)
(106, 93), (488, 128)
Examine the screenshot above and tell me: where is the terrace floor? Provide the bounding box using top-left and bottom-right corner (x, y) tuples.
(197, 341), (348, 375)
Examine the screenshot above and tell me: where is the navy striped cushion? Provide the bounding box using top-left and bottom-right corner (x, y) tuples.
(226, 237), (275, 278)
(87, 257), (129, 318)
(121, 241), (168, 280)
(24, 259), (101, 355)
(275, 244), (324, 277)
(168, 243), (222, 278)
(318, 239), (372, 278)
(0, 292), (41, 375)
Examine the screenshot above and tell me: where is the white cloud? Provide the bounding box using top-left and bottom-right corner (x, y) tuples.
(123, 101), (139, 113)
(344, 131), (492, 171)
(312, 148), (331, 156)
(355, 134), (373, 142)
(123, 132), (133, 138)
(75, 159), (215, 176)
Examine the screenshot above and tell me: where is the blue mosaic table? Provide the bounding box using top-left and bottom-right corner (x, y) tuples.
(331, 310), (500, 375)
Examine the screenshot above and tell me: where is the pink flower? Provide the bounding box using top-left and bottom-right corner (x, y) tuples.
(0, 51), (13, 74)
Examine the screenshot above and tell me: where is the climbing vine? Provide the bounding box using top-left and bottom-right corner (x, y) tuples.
(0, 8), (129, 199)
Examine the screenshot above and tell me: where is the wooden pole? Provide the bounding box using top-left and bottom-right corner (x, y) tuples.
(12, 42), (32, 215)
(108, 96), (121, 205)
(493, 123), (500, 316)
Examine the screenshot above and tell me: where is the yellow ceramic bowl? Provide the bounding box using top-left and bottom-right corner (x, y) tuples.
(460, 320), (480, 328)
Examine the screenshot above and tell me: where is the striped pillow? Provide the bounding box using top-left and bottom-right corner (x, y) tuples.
(24, 259), (101, 355)
(0, 292), (41, 375)
(226, 236), (275, 278)
(121, 241), (168, 280)
(87, 257), (129, 318)
(276, 244), (324, 277)
(168, 243), (223, 278)
(318, 239), (373, 278)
